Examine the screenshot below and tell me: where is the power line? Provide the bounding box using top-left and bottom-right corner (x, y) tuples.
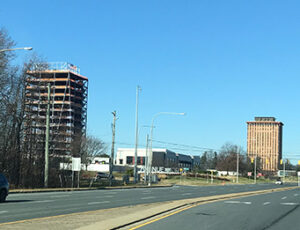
(114, 140), (217, 155)
(114, 140), (300, 159)
(152, 140), (221, 152)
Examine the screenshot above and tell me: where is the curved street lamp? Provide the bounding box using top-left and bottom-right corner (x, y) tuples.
(0, 47), (33, 53)
(148, 112), (185, 186)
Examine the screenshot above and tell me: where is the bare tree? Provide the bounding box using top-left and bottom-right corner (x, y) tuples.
(216, 142), (248, 174)
(0, 28), (21, 185)
(81, 135), (107, 167)
(199, 150), (218, 171)
(0, 27), (49, 188)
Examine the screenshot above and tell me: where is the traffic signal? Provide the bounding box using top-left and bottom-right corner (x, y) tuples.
(298, 160), (300, 165)
(251, 158), (254, 163)
(280, 159), (283, 165)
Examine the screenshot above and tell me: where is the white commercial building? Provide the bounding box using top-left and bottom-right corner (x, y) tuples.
(116, 148), (196, 172)
(116, 148), (152, 167)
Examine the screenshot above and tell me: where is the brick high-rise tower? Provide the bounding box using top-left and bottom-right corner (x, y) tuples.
(247, 117), (283, 172)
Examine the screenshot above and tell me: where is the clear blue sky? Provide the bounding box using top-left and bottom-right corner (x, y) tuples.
(1, 0), (300, 161)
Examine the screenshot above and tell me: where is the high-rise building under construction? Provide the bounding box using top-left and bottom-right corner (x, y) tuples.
(25, 62), (88, 157)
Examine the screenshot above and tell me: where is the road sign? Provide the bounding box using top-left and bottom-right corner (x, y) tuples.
(72, 157), (81, 171)
(298, 172), (300, 176)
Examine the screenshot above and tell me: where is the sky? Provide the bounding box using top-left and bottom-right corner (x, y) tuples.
(1, 0), (300, 161)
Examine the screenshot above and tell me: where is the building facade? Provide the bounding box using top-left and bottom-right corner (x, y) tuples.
(25, 62), (88, 157)
(115, 148), (195, 171)
(247, 117), (283, 172)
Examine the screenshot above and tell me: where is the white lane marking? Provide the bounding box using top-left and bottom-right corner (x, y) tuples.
(224, 201), (241, 204)
(182, 193), (192, 196)
(281, 203), (299, 206)
(50, 195), (70, 198)
(97, 195), (114, 198)
(224, 201), (251, 205)
(281, 196), (287, 200)
(243, 202), (252, 205)
(263, 202), (271, 205)
(0, 211), (8, 214)
(141, 196), (156, 200)
(294, 194), (299, 197)
(88, 201), (110, 205)
(32, 200), (55, 203)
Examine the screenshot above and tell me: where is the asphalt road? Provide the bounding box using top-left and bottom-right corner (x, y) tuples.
(136, 187), (300, 230)
(0, 183), (296, 224)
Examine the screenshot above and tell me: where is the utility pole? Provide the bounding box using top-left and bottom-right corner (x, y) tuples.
(254, 156), (257, 184)
(134, 86), (141, 183)
(147, 112), (185, 186)
(236, 149), (239, 183)
(109, 111), (117, 186)
(44, 83), (50, 188)
(148, 123), (154, 186)
(144, 134), (149, 184)
(283, 159), (286, 183)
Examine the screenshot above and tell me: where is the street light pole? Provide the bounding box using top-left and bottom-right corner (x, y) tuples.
(0, 47), (33, 53)
(44, 83), (50, 188)
(134, 86), (141, 183)
(148, 112), (185, 186)
(109, 111), (117, 186)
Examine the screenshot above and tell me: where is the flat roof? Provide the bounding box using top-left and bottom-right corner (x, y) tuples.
(247, 121), (284, 125)
(27, 70), (88, 81)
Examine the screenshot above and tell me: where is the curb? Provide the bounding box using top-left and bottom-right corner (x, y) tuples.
(9, 184), (173, 194)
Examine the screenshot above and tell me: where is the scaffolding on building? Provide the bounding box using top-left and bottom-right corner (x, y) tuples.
(25, 62), (88, 157)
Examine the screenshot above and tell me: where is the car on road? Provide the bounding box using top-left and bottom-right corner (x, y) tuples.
(0, 173), (9, 202)
(275, 179), (283, 185)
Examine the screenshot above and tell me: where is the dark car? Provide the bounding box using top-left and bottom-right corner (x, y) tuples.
(0, 173), (9, 202)
(96, 172), (113, 180)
